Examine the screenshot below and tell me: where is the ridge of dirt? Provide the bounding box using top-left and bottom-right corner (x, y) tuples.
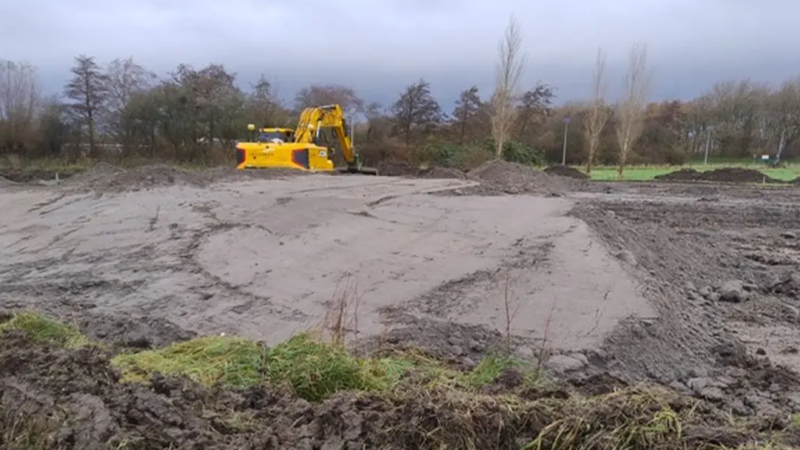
(655, 167), (783, 184)
(0, 168), (80, 183)
(64, 163), (310, 193)
(447, 159), (581, 196)
(544, 165), (590, 180)
(1, 331), (793, 450)
(419, 166), (467, 179)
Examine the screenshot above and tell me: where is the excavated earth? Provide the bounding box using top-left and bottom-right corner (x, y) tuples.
(3, 161), (800, 446)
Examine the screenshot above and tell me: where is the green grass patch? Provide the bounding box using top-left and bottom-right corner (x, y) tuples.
(111, 335), (267, 387)
(266, 333), (413, 401)
(0, 312), (91, 348)
(585, 164), (800, 182)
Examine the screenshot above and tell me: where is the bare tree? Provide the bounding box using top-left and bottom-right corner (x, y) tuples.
(0, 60), (40, 153)
(105, 57), (156, 151)
(294, 84), (363, 118)
(490, 14), (525, 158)
(65, 55), (109, 158)
(582, 48), (611, 174)
(615, 42), (652, 177)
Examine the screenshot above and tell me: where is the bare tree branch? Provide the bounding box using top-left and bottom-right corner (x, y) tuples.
(490, 14), (525, 159)
(615, 42), (652, 177)
(582, 48), (611, 174)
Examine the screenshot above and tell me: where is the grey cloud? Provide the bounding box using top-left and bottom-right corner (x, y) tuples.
(2, 0), (799, 108)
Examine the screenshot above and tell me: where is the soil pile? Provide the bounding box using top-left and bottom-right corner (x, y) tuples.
(544, 165), (590, 180)
(0, 168), (79, 183)
(1, 329), (792, 450)
(0, 175), (17, 187)
(466, 160), (575, 195)
(656, 168), (782, 184)
(376, 160), (418, 177)
(68, 163), (310, 193)
(419, 166), (467, 179)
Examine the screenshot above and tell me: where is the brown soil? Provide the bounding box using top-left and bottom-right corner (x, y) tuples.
(544, 165), (589, 180)
(375, 160), (418, 176)
(65, 163), (309, 194)
(571, 182), (800, 416)
(1, 332), (790, 450)
(0, 168), (79, 183)
(419, 166), (467, 179)
(458, 159), (579, 196)
(655, 167), (783, 184)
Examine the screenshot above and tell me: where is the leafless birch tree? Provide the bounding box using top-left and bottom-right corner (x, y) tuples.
(615, 42), (652, 177)
(490, 14), (525, 159)
(0, 60), (40, 152)
(582, 48), (611, 174)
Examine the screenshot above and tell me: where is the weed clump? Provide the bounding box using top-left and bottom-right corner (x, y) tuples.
(112, 335), (267, 387)
(0, 312), (90, 348)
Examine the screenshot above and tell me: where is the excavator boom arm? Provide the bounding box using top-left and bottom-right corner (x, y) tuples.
(294, 104), (359, 168)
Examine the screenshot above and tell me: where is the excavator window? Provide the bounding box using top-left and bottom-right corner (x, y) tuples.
(258, 131), (284, 142)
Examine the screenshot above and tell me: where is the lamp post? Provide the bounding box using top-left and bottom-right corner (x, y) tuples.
(562, 116), (571, 165)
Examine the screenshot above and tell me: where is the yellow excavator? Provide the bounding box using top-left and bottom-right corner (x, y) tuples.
(235, 104), (378, 175)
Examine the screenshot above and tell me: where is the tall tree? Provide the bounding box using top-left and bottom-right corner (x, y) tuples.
(0, 60), (40, 153)
(65, 55), (109, 157)
(294, 84), (363, 117)
(390, 78), (443, 146)
(516, 83), (555, 143)
(490, 14), (525, 158)
(104, 57), (156, 152)
(452, 85), (482, 144)
(247, 75), (290, 128)
(615, 42), (652, 177)
(582, 48), (611, 173)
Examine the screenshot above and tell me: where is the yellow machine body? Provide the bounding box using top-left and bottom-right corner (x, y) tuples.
(235, 105), (377, 175)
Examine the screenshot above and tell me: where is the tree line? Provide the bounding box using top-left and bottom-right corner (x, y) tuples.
(2, 17), (800, 173)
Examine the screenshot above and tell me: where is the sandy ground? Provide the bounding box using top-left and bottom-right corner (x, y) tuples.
(0, 174), (650, 357)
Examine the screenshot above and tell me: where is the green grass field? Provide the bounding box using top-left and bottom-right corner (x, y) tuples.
(586, 163), (800, 182)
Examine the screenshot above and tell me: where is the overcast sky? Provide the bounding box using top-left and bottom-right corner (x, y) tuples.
(2, 0), (799, 109)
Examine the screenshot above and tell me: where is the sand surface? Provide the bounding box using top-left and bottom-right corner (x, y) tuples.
(0, 174), (650, 352)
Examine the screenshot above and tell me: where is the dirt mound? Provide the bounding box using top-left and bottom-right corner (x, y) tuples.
(376, 160), (418, 177)
(419, 166), (467, 179)
(0, 168), (79, 183)
(1, 331), (790, 450)
(465, 159), (575, 195)
(0, 175), (17, 187)
(544, 165), (590, 180)
(655, 167), (782, 184)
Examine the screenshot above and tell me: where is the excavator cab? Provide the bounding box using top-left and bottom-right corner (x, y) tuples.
(258, 128), (294, 143)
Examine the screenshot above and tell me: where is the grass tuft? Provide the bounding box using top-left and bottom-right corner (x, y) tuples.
(0, 312), (91, 348)
(111, 335), (267, 387)
(265, 332), (411, 401)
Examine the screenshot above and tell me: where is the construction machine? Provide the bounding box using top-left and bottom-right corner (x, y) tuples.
(235, 104), (378, 175)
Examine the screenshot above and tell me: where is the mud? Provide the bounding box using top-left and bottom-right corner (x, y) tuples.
(0, 168), (79, 183)
(571, 182), (800, 415)
(418, 166), (467, 179)
(1, 332), (789, 450)
(655, 167), (784, 184)
(5, 161), (800, 427)
(544, 165), (590, 180)
(63, 162), (312, 194)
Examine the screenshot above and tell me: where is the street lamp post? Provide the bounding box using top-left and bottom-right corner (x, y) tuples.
(562, 116), (571, 165)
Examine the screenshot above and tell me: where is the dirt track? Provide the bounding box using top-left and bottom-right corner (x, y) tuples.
(4, 163), (800, 418)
